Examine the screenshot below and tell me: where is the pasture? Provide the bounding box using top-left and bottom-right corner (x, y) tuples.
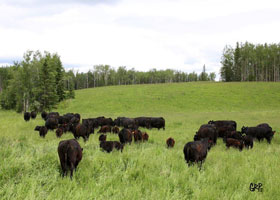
(0, 82), (280, 200)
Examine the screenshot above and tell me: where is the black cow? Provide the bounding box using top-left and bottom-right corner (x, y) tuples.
(71, 123), (90, 142)
(132, 130), (143, 142)
(194, 124), (217, 145)
(63, 113), (75, 123)
(41, 111), (48, 120)
(45, 117), (59, 130)
(208, 120), (237, 130)
(118, 128), (132, 144)
(82, 119), (96, 134)
(241, 126), (274, 144)
(100, 141), (124, 153)
(166, 137), (175, 148)
(112, 126), (120, 134)
(134, 117), (151, 129)
(30, 111), (37, 119)
(142, 132), (149, 141)
(99, 134), (107, 142)
(150, 117), (165, 130)
(58, 116), (66, 125)
(114, 117), (126, 126)
(99, 117), (114, 126)
(225, 138), (244, 151)
(70, 116), (80, 124)
(24, 112), (31, 121)
(223, 131), (243, 142)
(242, 135), (253, 149)
(56, 128), (63, 138)
(98, 125), (112, 133)
(57, 139), (83, 179)
(257, 123), (272, 130)
(183, 138), (211, 169)
(122, 118), (138, 129)
(216, 125), (235, 138)
(45, 112), (60, 121)
(58, 124), (70, 133)
(34, 126), (48, 138)
(74, 113), (81, 121)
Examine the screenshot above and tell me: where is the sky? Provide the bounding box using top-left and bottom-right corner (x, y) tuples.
(0, 0), (280, 79)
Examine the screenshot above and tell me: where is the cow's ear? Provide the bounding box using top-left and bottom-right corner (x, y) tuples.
(273, 131), (275, 135)
(81, 148), (84, 151)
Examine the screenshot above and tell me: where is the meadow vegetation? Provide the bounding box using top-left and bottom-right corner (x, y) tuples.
(0, 82), (280, 200)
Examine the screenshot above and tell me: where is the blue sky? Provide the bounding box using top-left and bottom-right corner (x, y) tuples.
(1, 0), (280, 79)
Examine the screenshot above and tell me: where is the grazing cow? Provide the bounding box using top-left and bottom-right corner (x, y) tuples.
(63, 113), (75, 123)
(56, 128), (63, 138)
(241, 126), (274, 144)
(82, 119), (95, 134)
(150, 117), (165, 130)
(72, 123), (90, 142)
(24, 112), (31, 121)
(166, 137), (175, 148)
(46, 112), (60, 121)
(114, 117), (126, 127)
(58, 124), (70, 133)
(74, 113), (81, 121)
(100, 141), (124, 153)
(132, 130), (143, 142)
(99, 134), (107, 142)
(98, 125), (112, 133)
(257, 123), (272, 130)
(58, 116), (66, 125)
(142, 132), (149, 141)
(41, 111), (48, 120)
(208, 120), (237, 130)
(225, 138), (244, 151)
(216, 125), (235, 138)
(57, 139), (83, 179)
(99, 117), (114, 126)
(194, 124), (217, 145)
(242, 135), (253, 149)
(34, 126), (48, 138)
(30, 111), (37, 119)
(223, 131), (243, 142)
(112, 126), (120, 134)
(122, 118), (138, 129)
(70, 117), (80, 124)
(118, 128), (133, 144)
(45, 117), (59, 130)
(134, 117), (152, 129)
(183, 138), (211, 169)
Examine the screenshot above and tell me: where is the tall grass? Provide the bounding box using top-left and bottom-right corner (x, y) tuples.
(0, 82), (280, 200)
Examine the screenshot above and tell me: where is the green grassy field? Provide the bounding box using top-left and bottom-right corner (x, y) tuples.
(0, 82), (280, 200)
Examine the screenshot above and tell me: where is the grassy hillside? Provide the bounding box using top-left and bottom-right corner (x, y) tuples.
(0, 82), (280, 200)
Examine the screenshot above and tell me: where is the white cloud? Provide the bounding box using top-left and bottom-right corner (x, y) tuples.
(1, 0), (280, 79)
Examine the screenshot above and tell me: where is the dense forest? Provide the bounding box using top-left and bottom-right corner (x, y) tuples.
(220, 42), (280, 82)
(0, 51), (74, 112)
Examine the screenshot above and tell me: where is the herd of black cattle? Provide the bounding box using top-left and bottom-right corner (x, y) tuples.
(23, 111), (276, 178)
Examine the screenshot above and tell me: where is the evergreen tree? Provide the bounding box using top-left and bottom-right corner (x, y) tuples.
(39, 56), (58, 111)
(53, 54), (66, 101)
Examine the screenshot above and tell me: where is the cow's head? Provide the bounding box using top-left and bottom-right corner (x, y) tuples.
(241, 126), (247, 133)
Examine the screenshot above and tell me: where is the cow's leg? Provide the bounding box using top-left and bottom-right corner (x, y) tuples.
(70, 162), (74, 180)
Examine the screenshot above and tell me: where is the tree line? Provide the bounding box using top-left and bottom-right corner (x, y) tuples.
(0, 50), (216, 112)
(68, 64), (216, 90)
(0, 51), (75, 112)
(220, 42), (280, 82)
